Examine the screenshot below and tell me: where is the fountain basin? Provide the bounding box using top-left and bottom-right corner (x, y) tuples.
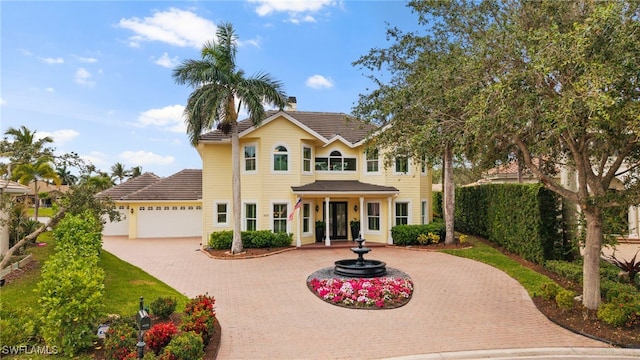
(334, 259), (387, 278)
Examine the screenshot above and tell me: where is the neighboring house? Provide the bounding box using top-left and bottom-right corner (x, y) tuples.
(22, 181), (69, 208)
(197, 101), (433, 247)
(97, 170), (202, 239)
(0, 180), (30, 256)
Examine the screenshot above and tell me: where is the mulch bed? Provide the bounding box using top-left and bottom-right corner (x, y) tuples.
(203, 246), (295, 259)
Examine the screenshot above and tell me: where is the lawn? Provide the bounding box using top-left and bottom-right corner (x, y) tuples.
(0, 233), (187, 359)
(25, 207), (54, 218)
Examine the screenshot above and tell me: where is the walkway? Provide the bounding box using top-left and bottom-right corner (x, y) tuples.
(102, 237), (637, 359)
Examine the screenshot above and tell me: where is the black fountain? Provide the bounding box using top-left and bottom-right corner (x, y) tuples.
(334, 236), (387, 277)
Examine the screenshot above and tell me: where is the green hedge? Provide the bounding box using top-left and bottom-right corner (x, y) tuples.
(455, 184), (566, 264)
(391, 221), (446, 246)
(209, 230), (293, 250)
(432, 191), (443, 219)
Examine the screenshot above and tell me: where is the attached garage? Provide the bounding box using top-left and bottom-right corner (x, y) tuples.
(97, 170), (203, 239)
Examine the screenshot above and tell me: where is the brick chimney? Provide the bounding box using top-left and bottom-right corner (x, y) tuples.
(285, 96), (297, 111)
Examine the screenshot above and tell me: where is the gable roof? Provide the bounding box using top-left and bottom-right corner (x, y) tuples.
(0, 180), (30, 194)
(123, 169), (202, 201)
(198, 110), (378, 146)
(291, 180), (399, 195)
(96, 172), (162, 200)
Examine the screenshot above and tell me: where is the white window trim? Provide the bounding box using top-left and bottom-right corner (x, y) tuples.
(421, 199), (429, 225)
(364, 149), (381, 175)
(420, 155), (428, 175)
(214, 201), (230, 227)
(394, 199), (412, 225)
(364, 200), (382, 235)
(393, 156), (411, 175)
(302, 202), (312, 235)
(243, 142), (258, 174)
(242, 200), (258, 231)
(271, 143), (291, 174)
(302, 145), (313, 174)
(271, 200), (290, 233)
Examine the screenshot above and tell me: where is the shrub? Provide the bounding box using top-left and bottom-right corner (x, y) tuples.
(555, 289), (576, 310)
(104, 320), (137, 360)
(209, 230), (292, 250)
(597, 292), (640, 327)
(182, 294), (216, 346)
(600, 280), (638, 303)
(53, 211), (103, 256)
(145, 322), (177, 355)
(538, 282), (561, 300)
(150, 297), (177, 320)
(184, 294), (216, 316)
(160, 331), (204, 360)
(0, 307), (40, 347)
(391, 222), (446, 246)
(544, 260), (583, 283)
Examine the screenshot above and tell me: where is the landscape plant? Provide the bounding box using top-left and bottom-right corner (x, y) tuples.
(150, 296), (178, 320)
(308, 277), (413, 308)
(104, 320), (137, 360)
(160, 331), (204, 360)
(145, 322), (178, 355)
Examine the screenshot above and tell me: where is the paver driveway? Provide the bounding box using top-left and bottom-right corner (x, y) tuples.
(103, 237), (607, 359)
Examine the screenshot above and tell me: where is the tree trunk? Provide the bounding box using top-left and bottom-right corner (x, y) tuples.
(582, 206), (603, 310)
(0, 208), (66, 270)
(443, 143), (455, 245)
(230, 121), (244, 254)
(34, 180), (40, 221)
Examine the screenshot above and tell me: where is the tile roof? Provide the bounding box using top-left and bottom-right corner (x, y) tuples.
(199, 110), (378, 145)
(0, 180), (30, 194)
(123, 169), (202, 201)
(96, 172), (162, 200)
(291, 180), (398, 195)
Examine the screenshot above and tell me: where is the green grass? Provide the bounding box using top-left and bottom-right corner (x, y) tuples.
(1, 233), (188, 359)
(25, 207), (54, 217)
(441, 236), (556, 296)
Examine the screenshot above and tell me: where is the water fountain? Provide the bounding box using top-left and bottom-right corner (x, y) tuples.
(334, 236), (387, 277)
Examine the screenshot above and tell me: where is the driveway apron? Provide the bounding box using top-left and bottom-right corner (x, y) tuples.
(103, 237), (606, 360)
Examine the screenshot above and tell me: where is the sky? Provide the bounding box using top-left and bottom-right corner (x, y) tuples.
(1, 0), (420, 177)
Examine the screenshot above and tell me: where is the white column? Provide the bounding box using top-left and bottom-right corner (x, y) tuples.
(325, 197), (331, 246)
(296, 199), (301, 247)
(387, 197), (393, 244)
(629, 205), (639, 238)
(359, 196), (364, 238)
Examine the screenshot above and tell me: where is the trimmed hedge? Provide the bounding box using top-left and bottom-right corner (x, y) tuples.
(455, 184), (566, 264)
(209, 230), (293, 250)
(391, 221), (446, 246)
(432, 191), (443, 219)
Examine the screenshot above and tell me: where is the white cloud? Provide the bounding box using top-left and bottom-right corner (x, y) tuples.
(41, 57), (64, 64)
(119, 150), (175, 166)
(249, 0), (338, 16)
(74, 67), (95, 86)
(81, 151), (109, 169)
(73, 55), (98, 63)
(137, 105), (186, 133)
(45, 87), (55, 93)
(305, 74), (334, 89)
(154, 52), (180, 68)
(0, 98), (6, 106)
(38, 129), (80, 144)
(118, 8), (217, 49)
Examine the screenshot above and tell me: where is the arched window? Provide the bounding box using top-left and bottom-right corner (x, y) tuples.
(273, 145), (288, 171)
(315, 150), (356, 171)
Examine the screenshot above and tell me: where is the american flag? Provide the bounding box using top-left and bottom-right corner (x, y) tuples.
(288, 198), (302, 221)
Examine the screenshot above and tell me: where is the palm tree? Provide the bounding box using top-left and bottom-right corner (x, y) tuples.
(12, 155), (60, 220)
(56, 165), (78, 185)
(111, 162), (129, 184)
(129, 166), (142, 178)
(173, 22), (287, 254)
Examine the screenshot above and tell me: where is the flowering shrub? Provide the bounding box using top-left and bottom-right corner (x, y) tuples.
(145, 322), (178, 355)
(181, 294), (217, 346)
(184, 294), (216, 317)
(309, 277), (413, 308)
(160, 331), (204, 360)
(104, 321), (137, 360)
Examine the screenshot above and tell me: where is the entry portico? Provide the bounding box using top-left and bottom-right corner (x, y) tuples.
(291, 180), (399, 246)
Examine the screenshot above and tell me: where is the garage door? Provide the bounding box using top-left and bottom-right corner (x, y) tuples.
(137, 206), (202, 238)
(102, 209), (128, 236)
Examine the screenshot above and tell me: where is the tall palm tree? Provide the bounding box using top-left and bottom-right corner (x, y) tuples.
(56, 165), (78, 185)
(173, 22), (287, 254)
(12, 155), (60, 220)
(111, 162), (129, 184)
(129, 166), (142, 178)
(4, 125), (53, 162)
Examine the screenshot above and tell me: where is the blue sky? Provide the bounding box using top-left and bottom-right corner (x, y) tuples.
(1, 1), (419, 177)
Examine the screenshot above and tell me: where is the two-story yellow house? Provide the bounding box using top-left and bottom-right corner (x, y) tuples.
(198, 100), (433, 247)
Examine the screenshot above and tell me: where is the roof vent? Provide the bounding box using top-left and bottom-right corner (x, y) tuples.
(285, 96), (297, 111)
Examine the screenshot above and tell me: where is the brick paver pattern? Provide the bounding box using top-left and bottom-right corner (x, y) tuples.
(103, 237), (605, 360)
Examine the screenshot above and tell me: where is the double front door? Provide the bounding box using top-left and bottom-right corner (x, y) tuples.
(323, 201), (348, 240)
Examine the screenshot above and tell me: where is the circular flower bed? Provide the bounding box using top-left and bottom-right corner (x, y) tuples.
(307, 268), (413, 309)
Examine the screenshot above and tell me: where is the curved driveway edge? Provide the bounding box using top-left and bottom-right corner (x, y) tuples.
(103, 237), (609, 360)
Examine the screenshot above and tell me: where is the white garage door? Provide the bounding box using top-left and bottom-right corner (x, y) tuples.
(102, 209), (128, 236)
(137, 206), (202, 238)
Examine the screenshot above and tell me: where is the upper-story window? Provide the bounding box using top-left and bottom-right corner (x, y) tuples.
(273, 145), (288, 171)
(366, 149), (379, 172)
(244, 145), (256, 171)
(315, 151), (356, 171)
(395, 156), (409, 174)
(303, 146), (312, 172)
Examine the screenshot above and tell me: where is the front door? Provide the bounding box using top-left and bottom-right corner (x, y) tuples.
(328, 202), (348, 240)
